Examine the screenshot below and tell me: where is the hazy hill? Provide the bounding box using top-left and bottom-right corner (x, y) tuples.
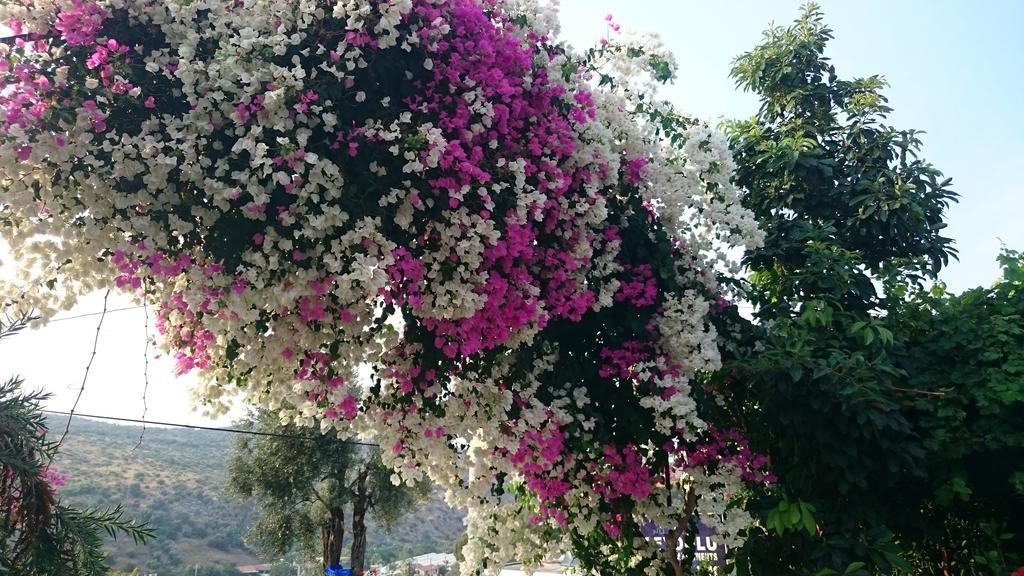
(47, 415), (465, 575)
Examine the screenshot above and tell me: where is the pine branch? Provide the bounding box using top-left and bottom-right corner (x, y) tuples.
(0, 309), (37, 341)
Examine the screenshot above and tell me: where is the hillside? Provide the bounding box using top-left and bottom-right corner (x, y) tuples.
(48, 416), (465, 575)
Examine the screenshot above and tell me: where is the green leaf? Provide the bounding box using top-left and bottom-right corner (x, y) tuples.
(800, 505), (816, 536)
(785, 504), (800, 526)
(787, 364), (804, 381)
(843, 562), (866, 575)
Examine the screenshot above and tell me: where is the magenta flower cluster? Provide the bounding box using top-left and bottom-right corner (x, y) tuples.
(675, 427), (777, 486)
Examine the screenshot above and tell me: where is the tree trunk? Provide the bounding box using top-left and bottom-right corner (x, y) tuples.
(350, 468), (370, 575)
(322, 506), (346, 570)
(665, 487), (698, 576)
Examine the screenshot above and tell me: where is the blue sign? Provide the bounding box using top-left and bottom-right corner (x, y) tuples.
(640, 519), (726, 571)
(326, 565), (352, 576)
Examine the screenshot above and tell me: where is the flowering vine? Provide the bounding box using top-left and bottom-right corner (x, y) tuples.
(1, 0), (766, 573)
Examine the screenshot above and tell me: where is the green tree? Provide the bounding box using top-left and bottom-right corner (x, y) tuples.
(719, 3), (957, 573)
(0, 313), (153, 575)
(347, 452), (430, 573)
(227, 412), (430, 574)
(889, 249), (1024, 573)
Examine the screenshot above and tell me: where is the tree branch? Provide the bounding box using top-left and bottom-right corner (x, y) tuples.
(665, 487), (698, 576)
(132, 300), (151, 452)
(889, 385), (944, 397)
(310, 485), (330, 508)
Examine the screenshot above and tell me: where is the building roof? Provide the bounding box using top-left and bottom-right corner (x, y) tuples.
(408, 552), (456, 566)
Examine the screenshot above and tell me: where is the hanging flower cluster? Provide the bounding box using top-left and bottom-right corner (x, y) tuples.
(1, 463), (66, 522)
(0, 0), (765, 573)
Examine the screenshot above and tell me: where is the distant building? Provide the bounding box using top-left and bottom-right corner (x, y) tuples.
(397, 552), (455, 575)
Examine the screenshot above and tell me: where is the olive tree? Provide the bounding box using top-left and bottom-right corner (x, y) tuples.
(227, 412), (430, 574)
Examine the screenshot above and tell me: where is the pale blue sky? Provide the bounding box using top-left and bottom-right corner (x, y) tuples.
(559, 0), (1024, 293)
(2, 1), (1020, 427)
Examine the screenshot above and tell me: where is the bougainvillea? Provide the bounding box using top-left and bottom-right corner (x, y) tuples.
(0, 0), (764, 573)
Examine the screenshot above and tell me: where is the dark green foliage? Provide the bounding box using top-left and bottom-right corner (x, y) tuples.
(889, 249), (1024, 572)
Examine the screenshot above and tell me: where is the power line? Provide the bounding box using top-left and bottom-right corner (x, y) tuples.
(41, 409), (380, 447)
(47, 305), (145, 324)
(38, 305), (382, 449)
